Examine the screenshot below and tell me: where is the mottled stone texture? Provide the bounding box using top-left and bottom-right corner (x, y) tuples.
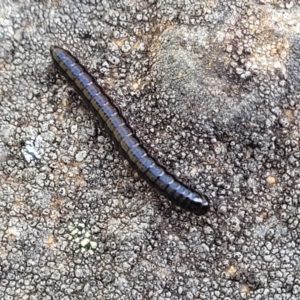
(0, 0), (300, 299)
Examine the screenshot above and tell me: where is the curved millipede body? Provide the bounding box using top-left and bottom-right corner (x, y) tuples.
(50, 46), (210, 215)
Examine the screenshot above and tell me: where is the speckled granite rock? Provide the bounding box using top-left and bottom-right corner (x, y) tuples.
(0, 0), (300, 299)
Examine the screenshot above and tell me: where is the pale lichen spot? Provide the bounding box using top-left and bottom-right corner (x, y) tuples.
(266, 176), (276, 185)
(69, 223), (98, 254)
(226, 265), (237, 276)
(45, 236), (57, 249)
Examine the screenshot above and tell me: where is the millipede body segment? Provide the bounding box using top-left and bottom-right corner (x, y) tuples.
(50, 46), (210, 215)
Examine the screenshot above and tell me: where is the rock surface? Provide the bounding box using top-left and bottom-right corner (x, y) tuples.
(0, 0), (300, 299)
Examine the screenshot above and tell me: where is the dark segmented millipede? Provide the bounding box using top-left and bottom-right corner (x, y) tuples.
(50, 46), (210, 215)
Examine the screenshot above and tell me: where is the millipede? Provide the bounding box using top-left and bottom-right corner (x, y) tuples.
(50, 46), (210, 215)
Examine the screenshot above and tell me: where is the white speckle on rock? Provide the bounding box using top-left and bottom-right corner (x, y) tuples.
(75, 150), (87, 162)
(21, 135), (44, 162)
(71, 124), (78, 134)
